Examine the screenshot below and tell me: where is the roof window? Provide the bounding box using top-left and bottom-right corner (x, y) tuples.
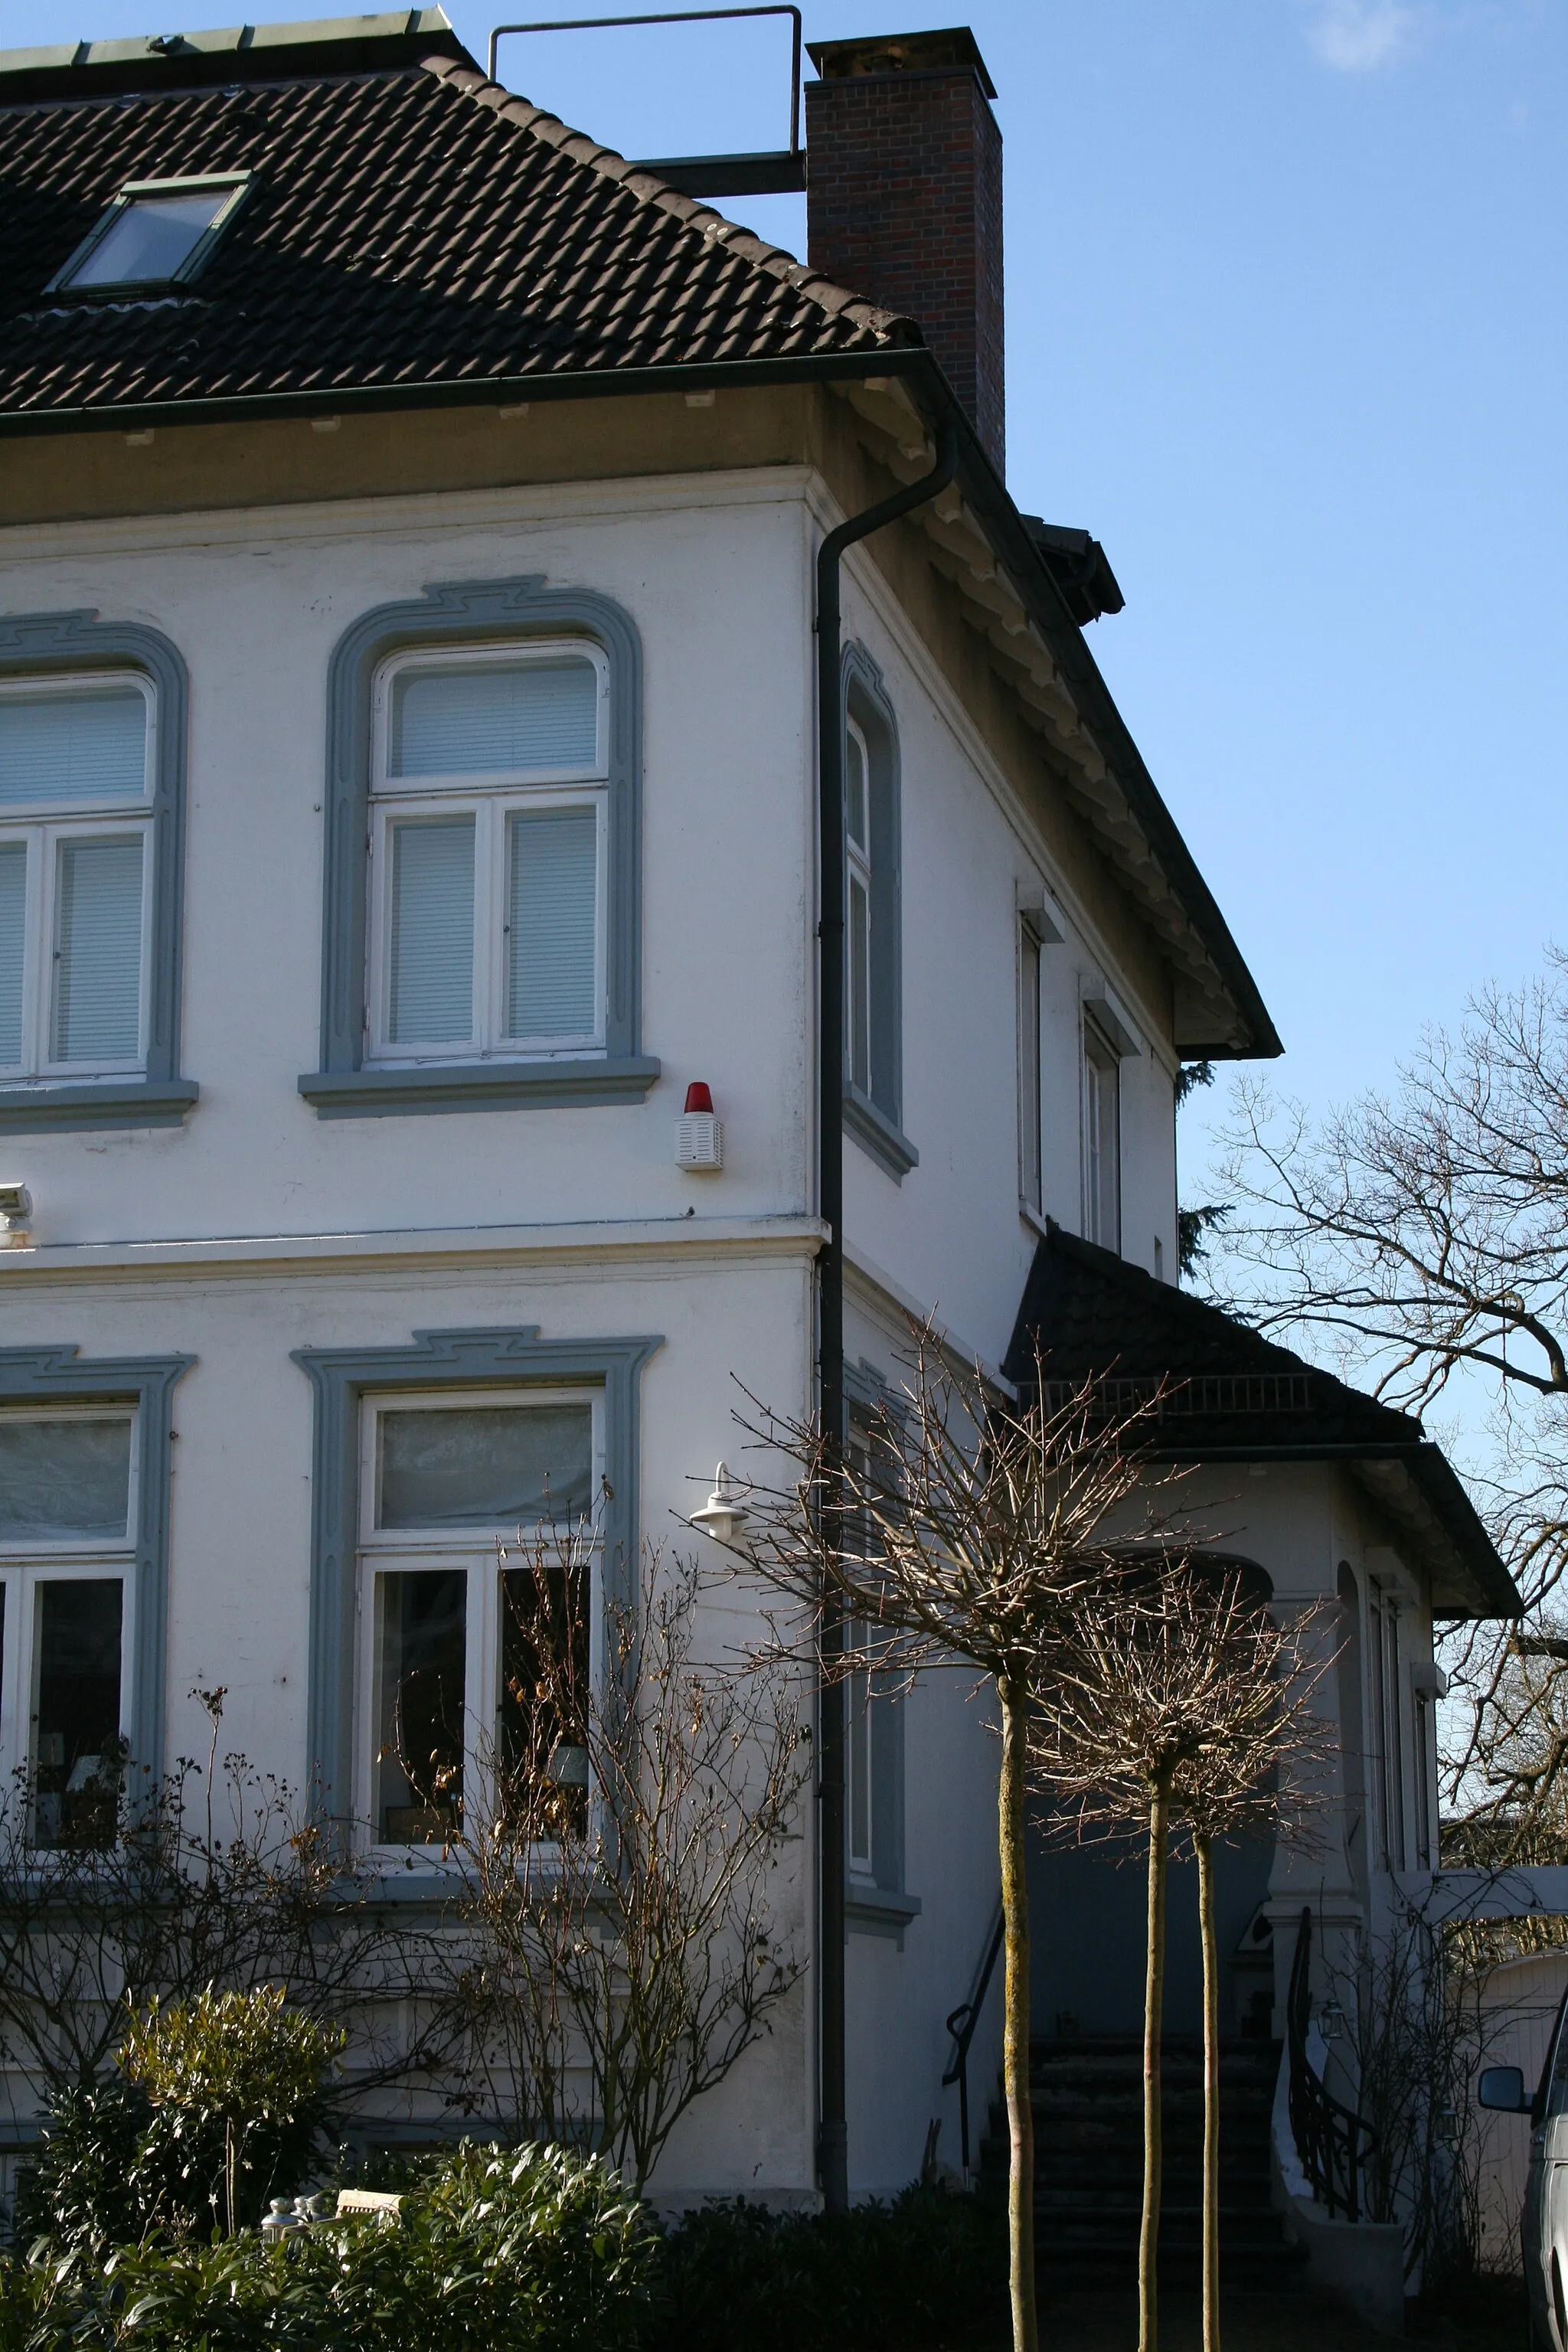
(48, 175), (248, 296)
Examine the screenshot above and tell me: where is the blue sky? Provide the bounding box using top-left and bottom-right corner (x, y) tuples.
(5, 0), (1566, 1197)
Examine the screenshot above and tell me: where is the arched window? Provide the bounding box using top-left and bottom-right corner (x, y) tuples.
(841, 647), (915, 1181)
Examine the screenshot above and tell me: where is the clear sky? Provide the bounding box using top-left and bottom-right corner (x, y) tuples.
(5, 0), (1565, 1197)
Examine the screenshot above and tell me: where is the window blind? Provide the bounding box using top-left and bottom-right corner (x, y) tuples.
(0, 688), (148, 808)
(507, 805), (597, 1040)
(52, 835), (144, 1065)
(0, 841), (24, 1065)
(389, 658), (599, 779)
(388, 815), (475, 1044)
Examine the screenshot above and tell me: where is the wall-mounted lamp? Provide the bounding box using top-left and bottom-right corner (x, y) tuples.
(691, 1460), (750, 1546)
(0, 1182), (32, 1246)
(676, 1083), (724, 1172)
(1318, 2000), (1347, 2042)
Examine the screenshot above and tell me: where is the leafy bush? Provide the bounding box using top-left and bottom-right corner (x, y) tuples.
(19, 1988), (344, 2249)
(649, 2184), (1007, 2352)
(0, 2141), (657, 2352)
(121, 1985), (345, 2233)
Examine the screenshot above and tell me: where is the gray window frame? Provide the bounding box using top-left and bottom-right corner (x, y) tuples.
(0, 609), (198, 1134)
(842, 1357), (920, 1944)
(0, 1344), (192, 1786)
(840, 646), (916, 1184)
(299, 577), (659, 1118)
(292, 1323), (662, 1844)
(45, 173), (251, 300)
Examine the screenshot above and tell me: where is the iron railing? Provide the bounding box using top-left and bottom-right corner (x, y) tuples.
(942, 1899), (1004, 2177)
(1286, 1906), (1376, 2221)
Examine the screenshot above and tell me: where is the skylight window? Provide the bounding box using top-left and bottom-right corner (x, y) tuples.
(49, 175), (249, 297)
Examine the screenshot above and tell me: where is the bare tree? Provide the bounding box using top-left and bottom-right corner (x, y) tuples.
(1212, 964), (1568, 1832)
(732, 1327), (1184, 2352)
(0, 1689), (458, 2121)
(1033, 1563), (1330, 2352)
(452, 1533), (806, 2194)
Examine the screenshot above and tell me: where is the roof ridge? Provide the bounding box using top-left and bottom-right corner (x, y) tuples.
(421, 53), (920, 356)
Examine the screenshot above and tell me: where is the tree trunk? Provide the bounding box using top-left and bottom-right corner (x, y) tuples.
(1197, 1831), (1220, 2352)
(1140, 1769), (1173, 2352)
(998, 1677), (1037, 2352)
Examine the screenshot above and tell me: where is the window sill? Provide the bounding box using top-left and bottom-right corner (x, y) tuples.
(299, 1057), (662, 1119)
(845, 1882), (922, 1945)
(0, 1078), (198, 1134)
(842, 1085), (918, 1183)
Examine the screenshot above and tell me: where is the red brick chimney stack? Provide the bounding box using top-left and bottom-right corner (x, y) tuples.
(805, 28), (1004, 475)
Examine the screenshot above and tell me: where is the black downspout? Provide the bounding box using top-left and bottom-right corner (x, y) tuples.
(814, 416), (959, 2215)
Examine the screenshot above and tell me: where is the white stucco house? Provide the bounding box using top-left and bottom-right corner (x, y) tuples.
(0, 5), (1521, 2257)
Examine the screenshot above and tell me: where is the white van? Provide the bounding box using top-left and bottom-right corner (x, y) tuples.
(1481, 1981), (1568, 2350)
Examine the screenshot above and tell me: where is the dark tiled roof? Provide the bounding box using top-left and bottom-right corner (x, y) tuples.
(0, 50), (912, 421)
(1005, 1223), (1520, 1619)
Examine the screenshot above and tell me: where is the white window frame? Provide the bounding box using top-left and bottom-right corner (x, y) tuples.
(0, 1403), (139, 1835)
(1368, 1582), (1407, 1872)
(0, 672), (155, 1080)
(365, 642), (611, 1067)
(354, 1384), (605, 1857)
(1083, 1011), (1122, 1251)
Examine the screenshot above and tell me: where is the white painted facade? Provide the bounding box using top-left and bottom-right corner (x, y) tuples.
(0, 444), (1464, 2204)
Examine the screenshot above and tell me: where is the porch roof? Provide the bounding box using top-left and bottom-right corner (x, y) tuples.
(1004, 1222), (1521, 1622)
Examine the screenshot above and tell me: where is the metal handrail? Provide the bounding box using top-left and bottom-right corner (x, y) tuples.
(1286, 1906), (1376, 2222)
(942, 1898), (1004, 2177)
(488, 3), (803, 155)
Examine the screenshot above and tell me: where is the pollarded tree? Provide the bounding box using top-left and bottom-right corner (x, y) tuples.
(731, 1327), (1186, 2352)
(1033, 1561), (1328, 2352)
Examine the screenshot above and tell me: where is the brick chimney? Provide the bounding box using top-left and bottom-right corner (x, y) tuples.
(805, 28), (1004, 473)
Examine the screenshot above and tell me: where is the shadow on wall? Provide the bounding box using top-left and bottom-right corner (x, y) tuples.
(1028, 1833), (1277, 2039)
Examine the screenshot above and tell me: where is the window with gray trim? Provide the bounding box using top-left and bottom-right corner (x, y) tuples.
(841, 648), (916, 1183)
(0, 612), (196, 1135)
(299, 580), (658, 1119)
(0, 1345), (191, 1815)
(843, 1364), (919, 1941)
(292, 1325), (660, 1844)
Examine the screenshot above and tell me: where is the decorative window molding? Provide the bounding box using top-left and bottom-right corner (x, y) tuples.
(299, 579), (658, 1119)
(0, 610), (197, 1134)
(0, 1344), (192, 1787)
(842, 1357), (919, 1945)
(292, 1325), (662, 1837)
(841, 645), (915, 1183)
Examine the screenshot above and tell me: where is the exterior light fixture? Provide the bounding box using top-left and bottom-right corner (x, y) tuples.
(1318, 2000), (1347, 2041)
(0, 1182), (32, 1245)
(691, 1460), (750, 1546)
(676, 1082), (724, 1171)
(1435, 2102), (1459, 2147)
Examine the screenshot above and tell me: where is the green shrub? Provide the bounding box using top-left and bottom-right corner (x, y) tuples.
(650, 2184), (1007, 2352)
(0, 2140), (657, 2352)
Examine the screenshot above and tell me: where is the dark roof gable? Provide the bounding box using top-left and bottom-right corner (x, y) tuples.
(1006, 1222), (1521, 1621)
(0, 34), (911, 421)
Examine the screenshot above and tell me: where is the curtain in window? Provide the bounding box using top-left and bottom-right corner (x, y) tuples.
(52, 836), (143, 1063)
(390, 659), (598, 779)
(378, 1403), (594, 1528)
(0, 688), (147, 805)
(0, 841), (24, 1063)
(507, 805), (597, 1040)
(0, 1416), (132, 1540)
(388, 816), (475, 1044)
